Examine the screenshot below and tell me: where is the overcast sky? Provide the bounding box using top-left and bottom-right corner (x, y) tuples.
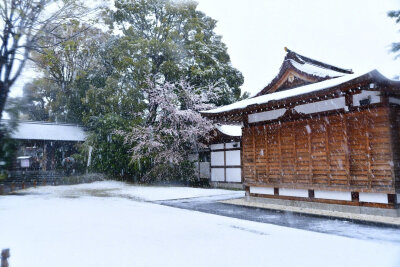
(10, 0), (400, 98)
(196, 0), (400, 96)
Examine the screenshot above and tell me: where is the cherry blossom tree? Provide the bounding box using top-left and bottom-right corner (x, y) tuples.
(118, 77), (218, 182)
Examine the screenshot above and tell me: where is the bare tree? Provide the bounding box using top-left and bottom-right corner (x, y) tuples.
(0, 0), (91, 124)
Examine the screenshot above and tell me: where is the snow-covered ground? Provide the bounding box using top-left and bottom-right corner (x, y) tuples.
(0, 181), (399, 267)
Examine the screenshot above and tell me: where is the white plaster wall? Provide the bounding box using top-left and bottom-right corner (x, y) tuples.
(226, 150), (241, 166)
(226, 168), (241, 182)
(352, 91), (380, 106)
(279, 188), (309, 198)
(294, 97), (346, 114)
(211, 151), (224, 166)
(248, 108), (286, 123)
(225, 142), (240, 149)
(389, 97), (400, 105)
(210, 143), (224, 150)
(314, 190), (352, 201)
(250, 187), (274, 195)
(359, 192), (388, 204)
(211, 168), (225, 182)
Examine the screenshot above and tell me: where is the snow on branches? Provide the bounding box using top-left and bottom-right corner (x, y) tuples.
(119, 77), (219, 167)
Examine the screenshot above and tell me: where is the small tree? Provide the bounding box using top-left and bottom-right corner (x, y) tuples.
(119, 77), (217, 182)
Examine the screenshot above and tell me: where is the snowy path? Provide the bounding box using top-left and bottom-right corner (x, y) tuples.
(0, 181), (400, 267)
(159, 195), (400, 244)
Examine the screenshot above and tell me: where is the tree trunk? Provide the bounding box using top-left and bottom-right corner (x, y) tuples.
(0, 82), (10, 143)
(0, 82), (10, 122)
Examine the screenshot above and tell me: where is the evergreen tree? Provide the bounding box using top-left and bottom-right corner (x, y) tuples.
(388, 9), (400, 59)
(108, 0), (244, 105)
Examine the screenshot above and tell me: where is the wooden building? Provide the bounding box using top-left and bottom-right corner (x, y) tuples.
(8, 120), (86, 171)
(202, 48), (400, 209)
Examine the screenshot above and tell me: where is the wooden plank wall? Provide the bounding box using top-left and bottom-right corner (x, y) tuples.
(390, 106), (400, 191)
(243, 107), (396, 193)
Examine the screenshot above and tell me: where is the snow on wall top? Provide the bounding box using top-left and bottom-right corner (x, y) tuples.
(10, 121), (86, 141)
(217, 125), (242, 137)
(201, 70), (372, 114)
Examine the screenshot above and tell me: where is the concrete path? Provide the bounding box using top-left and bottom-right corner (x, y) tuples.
(223, 198), (400, 226)
(157, 193), (400, 244)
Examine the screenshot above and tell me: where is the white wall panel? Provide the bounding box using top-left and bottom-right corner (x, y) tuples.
(250, 187), (274, 195)
(211, 168), (225, 182)
(314, 190), (352, 201)
(226, 150), (241, 166)
(211, 151), (224, 166)
(226, 168), (241, 182)
(279, 188), (309, 198)
(359, 192), (388, 204)
(210, 143), (224, 150)
(389, 97), (400, 105)
(352, 91), (380, 106)
(225, 142), (240, 149)
(294, 97), (346, 114)
(248, 108), (286, 123)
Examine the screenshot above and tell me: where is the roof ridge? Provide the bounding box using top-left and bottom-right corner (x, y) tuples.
(285, 47), (353, 74)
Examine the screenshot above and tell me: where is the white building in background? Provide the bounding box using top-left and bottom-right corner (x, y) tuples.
(192, 125), (243, 189)
(3, 120), (87, 171)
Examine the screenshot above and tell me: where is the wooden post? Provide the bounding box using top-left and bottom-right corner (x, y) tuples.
(324, 120), (332, 186)
(10, 182), (15, 192)
(0, 185), (3, 195)
(252, 126), (257, 183)
(22, 181), (25, 189)
(33, 179), (37, 188)
(42, 142), (47, 171)
(1, 248), (10, 267)
(224, 142), (227, 182)
(43, 179), (46, 186)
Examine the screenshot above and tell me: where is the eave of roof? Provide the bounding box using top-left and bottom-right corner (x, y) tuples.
(201, 70), (400, 122)
(5, 120), (87, 141)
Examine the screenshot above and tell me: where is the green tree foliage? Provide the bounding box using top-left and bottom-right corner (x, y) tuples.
(0, 99), (19, 174)
(19, 0), (246, 181)
(30, 22), (112, 123)
(108, 0), (244, 105)
(19, 80), (52, 121)
(83, 114), (139, 180)
(388, 10), (400, 58)
(0, 0), (89, 127)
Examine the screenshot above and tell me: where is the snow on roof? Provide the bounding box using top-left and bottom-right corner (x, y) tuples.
(289, 59), (346, 78)
(202, 70), (372, 114)
(10, 121), (86, 141)
(217, 125), (242, 137)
